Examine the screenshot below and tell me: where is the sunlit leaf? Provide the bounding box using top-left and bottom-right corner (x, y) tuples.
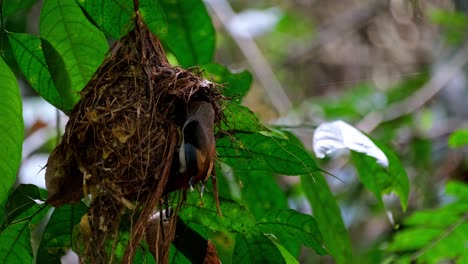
(387, 181), (468, 263)
(0, 57), (23, 208)
(301, 173), (352, 264)
(77, 0), (134, 39)
(448, 128), (468, 148)
(201, 64), (253, 101)
(220, 103), (264, 134)
(157, 0), (215, 67)
(7, 32), (64, 109)
(273, 241), (299, 264)
(36, 203), (88, 262)
(39, 0), (108, 110)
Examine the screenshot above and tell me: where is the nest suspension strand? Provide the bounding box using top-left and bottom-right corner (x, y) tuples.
(45, 10), (223, 263)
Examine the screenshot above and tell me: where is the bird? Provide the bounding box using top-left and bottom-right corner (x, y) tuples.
(178, 101), (216, 191)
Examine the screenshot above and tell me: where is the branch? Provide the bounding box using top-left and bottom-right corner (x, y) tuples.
(356, 42), (468, 133)
(204, 0), (292, 116)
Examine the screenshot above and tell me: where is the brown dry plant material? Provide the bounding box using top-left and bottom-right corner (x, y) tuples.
(45, 11), (224, 263)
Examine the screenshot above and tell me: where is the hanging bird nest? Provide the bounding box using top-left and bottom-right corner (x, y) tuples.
(45, 10), (224, 263)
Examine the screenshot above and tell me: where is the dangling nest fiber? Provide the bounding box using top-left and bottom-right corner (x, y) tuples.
(45, 11), (224, 263)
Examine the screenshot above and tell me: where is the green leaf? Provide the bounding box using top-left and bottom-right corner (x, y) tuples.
(387, 182), (468, 263)
(77, 0), (134, 39)
(272, 241), (299, 264)
(448, 128), (468, 148)
(201, 64), (253, 101)
(7, 32), (65, 109)
(238, 171), (288, 219)
(179, 192), (256, 234)
(39, 0), (108, 109)
(2, 184), (45, 228)
(217, 133), (319, 175)
(0, 57), (23, 208)
(221, 103), (264, 134)
(352, 141), (409, 211)
(0, 203), (48, 263)
(233, 232), (285, 264)
(301, 173), (352, 264)
(157, 0), (215, 67)
(36, 203), (88, 262)
(140, 0), (168, 40)
(2, 0), (36, 17)
(257, 209), (326, 256)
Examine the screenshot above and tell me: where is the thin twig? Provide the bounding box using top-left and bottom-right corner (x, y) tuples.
(204, 0), (292, 116)
(356, 42), (468, 133)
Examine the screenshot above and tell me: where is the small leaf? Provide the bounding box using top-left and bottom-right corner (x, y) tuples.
(448, 128), (468, 148)
(2, 184), (45, 228)
(77, 0), (134, 39)
(233, 232), (285, 264)
(257, 209), (327, 256)
(217, 133), (319, 175)
(0, 57), (23, 208)
(220, 103), (264, 134)
(39, 0), (108, 107)
(301, 173), (352, 264)
(157, 0), (215, 67)
(201, 64), (253, 101)
(36, 203), (88, 262)
(313, 120), (389, 167)
(272, 241), (299, 264)
(179, 192), (256, 234)
(8, 32), (65, 110)
(352, 141), (409, 211)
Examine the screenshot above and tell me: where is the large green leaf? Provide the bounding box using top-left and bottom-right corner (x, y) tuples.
(217, 133), (319, 175)
(256, 209), (327, 256)
(156, 0), (215, 67)
(301, 173), (352, 264)
(387, 181), (468, 263)
(36, 203), (88, 263)
(201, 64), (253, 102)
(237, 171), (288, 219)
(0, 57), (23, 208)
(233, 232), (285, 264)
(179, 191), (256, 234)
(139, 0), (168, 40)
(77, 0), (134, 39)
(0, 201), (48, 263)
(352, 141), (409, 211)
(7, 32), (64, 109)
(39, 0), (108, 110)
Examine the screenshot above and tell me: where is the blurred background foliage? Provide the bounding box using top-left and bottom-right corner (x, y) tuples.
(2, 0), (468, 263)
